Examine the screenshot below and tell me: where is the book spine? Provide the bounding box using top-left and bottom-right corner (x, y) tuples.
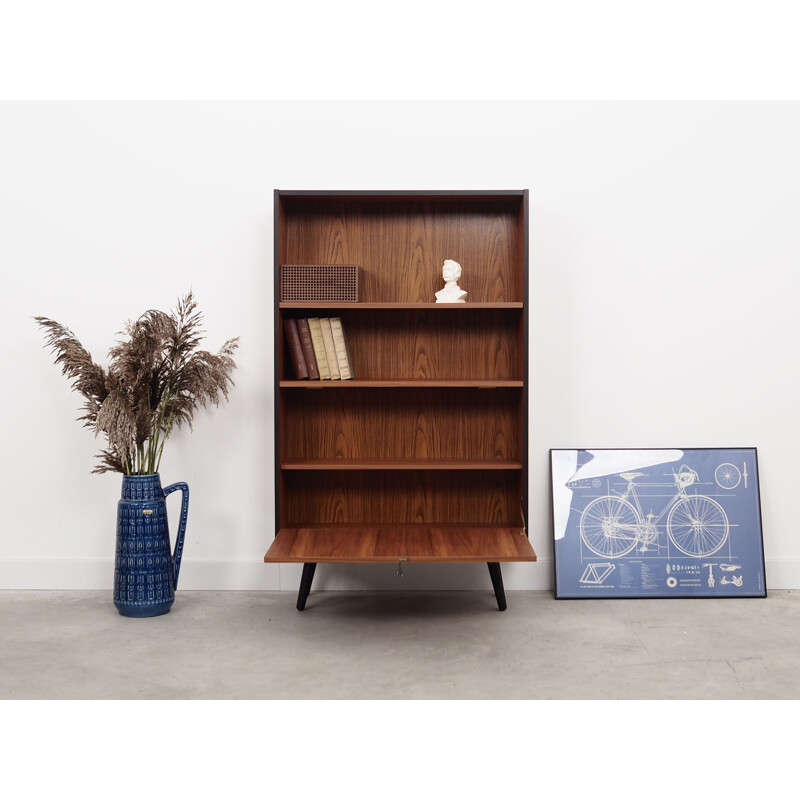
(318, 318), (340, 380)
(307, 317), (330, 379)
(329, 317), (353, 380)
(283, 318), (308, 379)
(295, 318), (319, 380)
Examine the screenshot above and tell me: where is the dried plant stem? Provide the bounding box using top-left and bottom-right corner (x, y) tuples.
(146, 396), (176, 475)
(36, 291), (239, 475)
(143, 386), (171, 474)
(152, 413), (176, 474)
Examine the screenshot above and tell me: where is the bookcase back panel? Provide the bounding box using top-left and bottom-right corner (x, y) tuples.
(284, 388), (520, 461)
(283, 471), (522, 526)
(282, 309), (520, 380)
(283, 197), (522, 302)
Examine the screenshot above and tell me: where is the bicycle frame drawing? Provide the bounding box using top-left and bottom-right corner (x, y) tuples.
(579, 465), (729, 559)
(551, 448), (766, 599)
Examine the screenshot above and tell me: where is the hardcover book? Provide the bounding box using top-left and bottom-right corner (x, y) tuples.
(329, 317), (353, 380)
(307, 317), (331, 380)
(319, 317), (340, 380)
(295, 318), (319, 380)
(283, 318), (308, 379)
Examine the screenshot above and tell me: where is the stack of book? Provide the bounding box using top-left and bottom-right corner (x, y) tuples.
(284, 317), (354, 380)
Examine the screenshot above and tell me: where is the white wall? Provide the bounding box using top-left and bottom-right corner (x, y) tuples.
(1, 101), (798, 591)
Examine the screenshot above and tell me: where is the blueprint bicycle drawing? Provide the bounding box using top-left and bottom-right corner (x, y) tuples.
(551, 448), (766, 598)
(580, 464), (728, 558)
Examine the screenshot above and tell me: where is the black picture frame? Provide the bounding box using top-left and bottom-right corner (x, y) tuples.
(551, 448), (766, 599)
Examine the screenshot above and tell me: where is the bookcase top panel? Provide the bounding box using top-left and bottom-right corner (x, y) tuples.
(277, 190), (526, 199)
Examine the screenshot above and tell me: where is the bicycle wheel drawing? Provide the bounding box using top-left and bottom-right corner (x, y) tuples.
(667, 494), (729, 557)
(580, 496), (640, 558)
(715, 462), (741, 490)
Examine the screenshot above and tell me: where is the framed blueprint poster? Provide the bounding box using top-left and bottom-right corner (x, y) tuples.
(551, 448), (766, 599)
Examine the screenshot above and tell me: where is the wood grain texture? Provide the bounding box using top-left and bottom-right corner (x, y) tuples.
(264, 525), (537, 562)
(282, 308), (519, 381)
(280, 302), (524, 309)
(283, 471), (522, 526)
(283, 197), (522, 302)
(274, 191), (529, 559)
(280, 380), (523, 388)
(284, 388), (520, 462)
(281, 459), (522, 470)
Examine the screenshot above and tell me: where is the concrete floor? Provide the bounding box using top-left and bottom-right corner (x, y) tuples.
(1, 589), (799, 699)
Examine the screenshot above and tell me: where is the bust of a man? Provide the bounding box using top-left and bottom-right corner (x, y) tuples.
(435, 259), (467, 303)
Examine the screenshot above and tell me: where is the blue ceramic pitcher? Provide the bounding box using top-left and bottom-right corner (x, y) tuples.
(114, 474), (189, 618)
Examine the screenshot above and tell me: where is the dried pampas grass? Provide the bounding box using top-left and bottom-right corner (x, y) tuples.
(36, 291), (239, 474)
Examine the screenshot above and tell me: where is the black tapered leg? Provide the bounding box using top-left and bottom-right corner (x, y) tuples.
(487, 562), (507, 611)
(296, 563), (317, 610)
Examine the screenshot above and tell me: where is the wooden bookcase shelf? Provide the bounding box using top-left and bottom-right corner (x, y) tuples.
(280, 459), (523, 470)
(268, 526), (535, 563)
(279, 302), (524, 309)
(265, 190), (534, 610)
(279, 379), (524, 388)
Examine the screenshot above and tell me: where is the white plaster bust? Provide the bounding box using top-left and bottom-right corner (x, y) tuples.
(434, 259), (467, 303)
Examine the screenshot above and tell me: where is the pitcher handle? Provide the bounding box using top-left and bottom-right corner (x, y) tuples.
(163, 482), (190, 589)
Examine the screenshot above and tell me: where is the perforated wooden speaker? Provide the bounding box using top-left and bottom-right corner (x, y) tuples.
(280, 265), (360, 302)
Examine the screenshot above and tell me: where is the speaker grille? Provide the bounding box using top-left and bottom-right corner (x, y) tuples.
(280, 265), (360, 302)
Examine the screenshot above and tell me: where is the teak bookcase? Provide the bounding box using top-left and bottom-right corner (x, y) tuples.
(265, 190), (536, 610)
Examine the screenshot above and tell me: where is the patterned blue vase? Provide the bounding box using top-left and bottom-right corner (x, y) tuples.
(114, 474), (189, 618)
